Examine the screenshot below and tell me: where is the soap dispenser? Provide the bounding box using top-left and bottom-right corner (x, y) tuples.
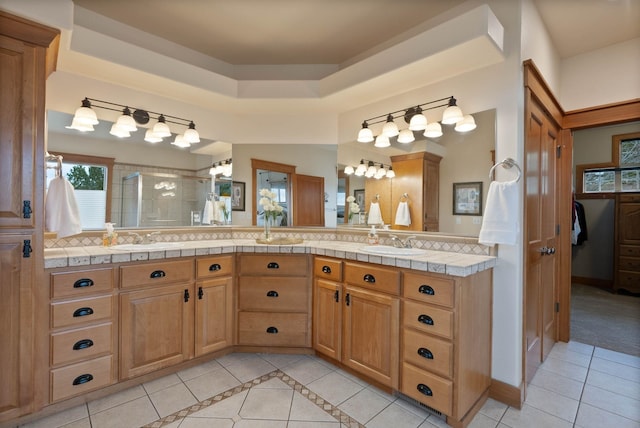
(367, 225), (379, 245)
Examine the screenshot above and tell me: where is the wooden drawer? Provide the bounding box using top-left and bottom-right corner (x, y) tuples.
(403, 272), (454, 308)
(401, 362), (452, 416)
(51, 295), (113, 329)
(619, 245), (640, 258)
(120, 259), (193, 288)
(314, 257), (342, 282)
(51, 268), (113, 299)
(51, 355), (113, 402)
(403, 328), (452, 379)
(238, 277), (309, 312)
(617, 270), (640, 292)
(619, 256), (640, 272)
(403, 300), (453, 339)
(51, 323), (113, 366)
(197, 255), (233, 279)
(344, 262), (400, 295)
(238, 254), (309, 276)
(238, 312), (309, 347)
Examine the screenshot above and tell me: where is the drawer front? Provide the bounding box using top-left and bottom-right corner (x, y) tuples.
(238, 277), (309, 312)
(197, 255), (234, 279)
(238, 312), (309, 347)
(617, 270), (640, 291)
(51, 355), (113, 402)
(313, 257), (342, 282)
(239, 254), (309, 276)
(403, 272), (454, 308)
(401, 362), (452, 416)
(51, 268), (113, 299)
(619, 256), (640, 272)
(51, 295), (113, 329)
(620, 245), (640, 258)
(403, 300), (453, 339)
(51, 323), (113, 366)
(120, 259), (193, 288)
(403, 329), (452, 379)
(344, 262), (400, 295)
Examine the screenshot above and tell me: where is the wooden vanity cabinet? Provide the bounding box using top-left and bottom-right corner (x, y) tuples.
(614, 193), (640, 294)
(312, 257), (343, 360)
(237, 254), (311, 347)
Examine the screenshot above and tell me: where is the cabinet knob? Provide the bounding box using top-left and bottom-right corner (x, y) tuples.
(417, 314), (434, 326)
(417, 383), (433, 396)
(267, 262), (279, 269)
(150, 270), (166, 279)
(209, 263), (222, 271)
(418, 285), (434, 295)
(417, 347), (434, 359)
(73, 307), (94, 317)
(266, 326), (278, 334)
(266, 290), (279, 298)
(73, 278), (94, 288)
(363, 274), (376, 283)
(73, 339), (94, 350)
(72, 374), (94, 386)
(322, 265), (332, 274)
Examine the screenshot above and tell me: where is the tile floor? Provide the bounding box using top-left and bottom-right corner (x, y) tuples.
(19, 341), (640, 428)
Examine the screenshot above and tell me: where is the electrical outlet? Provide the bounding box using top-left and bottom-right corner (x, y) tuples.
(455, 217), (461, 224)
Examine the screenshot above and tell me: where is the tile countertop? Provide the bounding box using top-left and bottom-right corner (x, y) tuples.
(44, 239), (496, 277)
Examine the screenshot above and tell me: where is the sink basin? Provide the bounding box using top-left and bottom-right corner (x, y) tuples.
(359, 245), (426, 256)
(109, 242), (184, 251)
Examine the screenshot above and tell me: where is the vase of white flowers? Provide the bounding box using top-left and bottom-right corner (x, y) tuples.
(259, 188), (283, 241)
(346, 195), (360, 224)
(216, 200), (229, 224)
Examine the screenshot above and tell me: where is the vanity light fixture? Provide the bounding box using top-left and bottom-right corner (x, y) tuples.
(209, 159), (233, 177)
(344, 159), (394, 179)
(355, 96), (474, 147)
(67, 97), (200, 147)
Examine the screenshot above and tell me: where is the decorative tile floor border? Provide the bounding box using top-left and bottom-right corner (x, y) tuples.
(142, 369), (365, 428)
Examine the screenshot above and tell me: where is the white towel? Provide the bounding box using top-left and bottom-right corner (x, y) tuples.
(478, 181), (520, 246)
(202, 200), (214, 224)
(367, 202), (384, 225)
(213, 202), (224, 223)
(45, 177), (82, 238)
(394, 201), (411, 226)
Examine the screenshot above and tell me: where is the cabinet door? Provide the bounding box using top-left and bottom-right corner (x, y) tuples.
(120, 284), (194, 379)
(195, 277), (234, 356)
(312, 279), (342, 360)
(342, 285), (399, 388)
(0, 234), (34, 420)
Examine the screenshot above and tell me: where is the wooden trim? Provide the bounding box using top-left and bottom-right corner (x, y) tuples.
(575, 193), (616, 200)
(557, 129), (573, 343)
(250, 158), (296, 226)
(574, 163), (616, 194)
(612, 132), (640, 164)
(489, 379), (523, 409)
(571, 276), (614, 289)
(563, 99), (640, 130)
(523, 60), (564, 127)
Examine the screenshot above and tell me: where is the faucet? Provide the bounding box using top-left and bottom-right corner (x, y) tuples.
(129, 231), (160, 244)
(389, 234), (416, 248)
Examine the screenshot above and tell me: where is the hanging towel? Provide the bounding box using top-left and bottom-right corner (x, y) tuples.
(45, 177), (82, 238)
(213, 201), (225, 223)
(201, 200), (214, 224)
(367, 201), (384, 225)
(394, 201), (411, 226)
(478, 181), (519, 246)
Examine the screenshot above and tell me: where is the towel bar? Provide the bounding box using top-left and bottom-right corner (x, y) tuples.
(489, 158), (521, 182)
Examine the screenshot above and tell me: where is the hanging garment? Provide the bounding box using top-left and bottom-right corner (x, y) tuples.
(574, 201), (588, 245)
(394, 201), (411, 226)
(478, 180), (520, 246)
(367, 201), (384, 225)
(45, 176), (83, 238)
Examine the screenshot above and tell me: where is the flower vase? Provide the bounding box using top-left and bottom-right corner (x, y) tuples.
(263, 217), (272, 241)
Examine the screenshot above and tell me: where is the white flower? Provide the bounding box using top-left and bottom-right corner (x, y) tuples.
(349, 202), (360, 213)
(346, 195), (355, 203)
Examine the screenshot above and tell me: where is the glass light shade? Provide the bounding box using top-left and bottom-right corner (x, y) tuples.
(382, 118), (399, 137)
(209, 167), (216, 176)
(454, 114), (477, 132)
(152, 119), (172, 138)
(365, 166), (377, 178)
(441, 105), (464, 124)
(355, 161), (367, 176)
(397, 129), (415, 144)
(344, 165), (355, 175)
(115, 111), (137, 132)
(375, 166), (387, 179)
(65, 118), (95, 132)
(144, 129), (163, 143)
(386, 167), (396, 179)
(409, 113), (427, 131)
(183, 124), (200, 143)
(109, 123), (130, 138)
(73, 106), (99, 125)
(357, 127), (374, 143)
(171, 134), (190, 148)
(222, 163), (232, 177)
(374, 134), (390, 148)
(423, 122), (443, 138)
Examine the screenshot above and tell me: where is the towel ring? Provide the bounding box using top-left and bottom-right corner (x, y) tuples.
(489, 158), (521, 182)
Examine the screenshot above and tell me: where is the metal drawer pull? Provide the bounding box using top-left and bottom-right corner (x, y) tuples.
(266, 290), (279, 297)
(418, 314), (434, 325)
(73, 339), (94, 350)
(417, 383), (433, 396)
(322, 265), (332, 274)
(334, 290), (339, 302)
(209, 263), (221, 271)
(266, 326), (278, 334)
(417, 347), (434, 359)
(73, 278), (94, 288)
(72, 374), (94, 386)
(267, 262), (279, 269)
(363, 274), (376, 283)
(73, 307), (94, 317)
(150, 270), (166, 279)
(418, 285), (434, 295)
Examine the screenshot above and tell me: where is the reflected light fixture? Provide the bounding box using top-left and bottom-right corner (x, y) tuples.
(209, 159), (233, 177)
(382, 114), (399, 137)
(454, 114), (477, 132)
(354, 160), (367, 176)
(424, 122), (443, 138)
(397, 129), (415, 144)
(374, 134), (391, 148)
(344, 159), (394, 179)
(344, 165), (355, 175)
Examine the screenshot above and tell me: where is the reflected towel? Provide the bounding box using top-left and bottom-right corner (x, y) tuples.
(395, 201), (411, 226)
(213, 202), (224, 223)
(45, 177), (82, 238)
(367, 202), (383, 225)
(478, 181), (520, 246)
(202, 200), (214, 224)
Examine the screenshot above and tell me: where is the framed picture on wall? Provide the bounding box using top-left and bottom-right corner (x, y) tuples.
(453, 182), (483, 215)
(231, 181), (245, 211)
(353, 189), (365, 209)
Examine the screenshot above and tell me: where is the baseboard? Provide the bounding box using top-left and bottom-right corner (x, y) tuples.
(489, 378), (523, 409)
(571, 275), (613, 289)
